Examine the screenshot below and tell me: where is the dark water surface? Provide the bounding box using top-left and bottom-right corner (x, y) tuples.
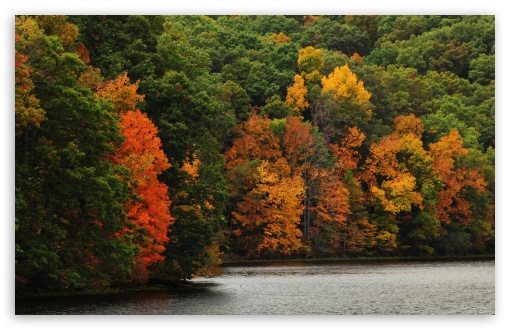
(16, 260), (495, 315)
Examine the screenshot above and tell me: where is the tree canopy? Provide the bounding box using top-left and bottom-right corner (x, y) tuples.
(16, 15), (495, 295)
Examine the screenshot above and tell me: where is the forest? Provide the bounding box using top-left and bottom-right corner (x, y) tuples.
(15, 15), (495, 295)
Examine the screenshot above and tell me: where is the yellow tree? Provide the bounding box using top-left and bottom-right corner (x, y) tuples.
(227, 114), (305, 257)
(298, 46), (324, 84)
(231, 159), (305, 257)
(362, 115), (432, 253)
(262, 32), (292, 44)
(285, 74), (309, 115)
(321, 64), (371, 107)
(256, 160), (304, 255)
(312, 65), (372, 145)
(363, 114), (445, 255)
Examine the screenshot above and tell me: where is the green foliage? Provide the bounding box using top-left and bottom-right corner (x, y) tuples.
(70, 15), (164, 80)
(16, 16), (138, 293)
(301, 17), (370, 55)
(261, 95), (293, 119)
(469, 54), (495, 85)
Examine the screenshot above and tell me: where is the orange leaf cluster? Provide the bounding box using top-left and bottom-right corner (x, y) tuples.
(96, 72), (144, 113)
(225, 114), (282, 170)
(283, 116), (315, 174)
(114, 110), (173, 267)
(429, 131), (486, 225)
(15, 22), (45, 135)
(227, 114), (306, 256)
(99, 73), (173, 269)
(313, 174), (349, 226)
(330, 127), (366, 173)
(362, 115), (428, 215)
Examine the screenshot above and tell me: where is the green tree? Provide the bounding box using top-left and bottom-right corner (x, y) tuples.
(70, 15), (165, 81)
(16, 16), (138, 293)
(468, 53), (495, 85)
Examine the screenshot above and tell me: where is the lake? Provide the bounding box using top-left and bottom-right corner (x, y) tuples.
(15, 259), (495, 315)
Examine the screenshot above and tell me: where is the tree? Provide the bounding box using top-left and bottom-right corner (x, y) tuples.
(345, 15), (379, 46)
(225, 114), (282, 170)
(311, 126), (377, 256)
(300, 17), (370, 55)
(285, 74), (309, 115)
(361, 115), (443, 254)
(329, 126), (366, 174)
(97, 71), (182, 281)
(16, 16), (138, 292)
(321, 64), (371, 107)
(468, 53), (495, 85)
(260, 95), (293, 119)
(112, 110), (173, 280)
(137, 37), (236, 278)
(342, 170), (376, 255)
(15, 25), (45, 135)
(282, 116), (315, 174)
(227, 114), (305, 257)
(428, 130), (486, 226)
(69, 15), (165, 81)
(309, 170), (350, 256)
(263, 32), (292, 45)
(96, 72), (144, 113)
(163, 148), (221, 279)
(298, 46), (324, 84)
(310, 64), (374, 145)
(35, 15), (79, 51)
(232, 160), (304, 257)
(282, 116), (333, 246)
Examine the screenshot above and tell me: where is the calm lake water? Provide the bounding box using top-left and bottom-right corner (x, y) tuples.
(15, 259), (495, 315)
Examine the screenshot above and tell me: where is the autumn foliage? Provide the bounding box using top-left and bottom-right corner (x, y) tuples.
(285, 74), (309, 115)
(97, 72), (145, 113)
(15, 23), (45, 135)
(429, 131), (486, 225)
(98, 73), (173, 276)
(227, 115), (305, 257)
(298, 46), (324, 83)
(321, 64), (371, 106)
(232, 159), (304, 257)
(15, 15), (494, 294)
(114, 110), (173, 269)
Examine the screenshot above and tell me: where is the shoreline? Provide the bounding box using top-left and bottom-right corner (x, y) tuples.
(15, 254), (495, 300)
(220, 254), (495, 267)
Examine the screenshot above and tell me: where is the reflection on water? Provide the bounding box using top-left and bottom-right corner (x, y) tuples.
(16, 260), (495, 315)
